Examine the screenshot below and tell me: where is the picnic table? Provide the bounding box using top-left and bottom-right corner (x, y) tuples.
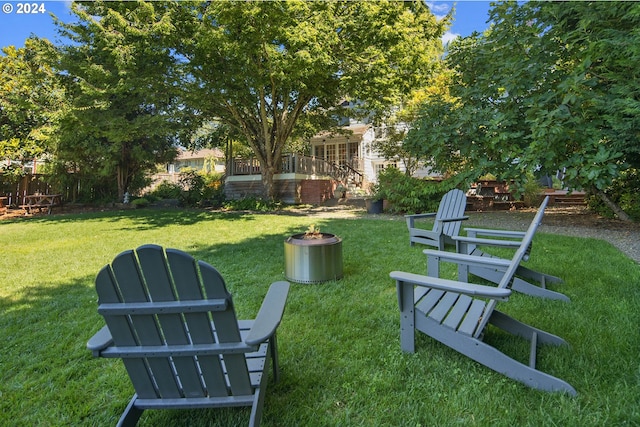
(20, 194), (62, 215)
(0, 197), (7, 215)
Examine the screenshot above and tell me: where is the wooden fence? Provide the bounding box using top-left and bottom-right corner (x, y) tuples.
(1, 174), (62, 206)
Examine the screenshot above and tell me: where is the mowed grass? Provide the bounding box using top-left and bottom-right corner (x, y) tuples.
(1, 208), (639, 426)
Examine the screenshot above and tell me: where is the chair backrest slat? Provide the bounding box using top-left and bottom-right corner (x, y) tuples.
(139, 246), (210, 398)
(110, 249), (183, 398)
(96, 265), (159, 398)
(436, 189), (467, 237)
(199, 260), (253, 395)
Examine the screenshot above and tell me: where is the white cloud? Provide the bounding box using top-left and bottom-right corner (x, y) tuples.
(442, 31), (460, 45)
(426, 2), (452, 16)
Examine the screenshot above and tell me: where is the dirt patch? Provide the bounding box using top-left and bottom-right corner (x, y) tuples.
(0, 204), (130, 220)
(479, 205), (640, 232)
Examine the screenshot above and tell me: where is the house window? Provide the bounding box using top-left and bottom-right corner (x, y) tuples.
(338, 143), (347, 165)
(313, 141), (360, 166)
(348, 143), (358, 161)
(374, 162), (397, 176)
(325, 144), (336, 164)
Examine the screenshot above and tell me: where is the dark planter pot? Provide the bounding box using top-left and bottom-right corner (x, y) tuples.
(365, 199), (384, 214)
(284, 233), (343, 284)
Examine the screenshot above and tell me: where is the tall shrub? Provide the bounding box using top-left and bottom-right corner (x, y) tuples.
(376, 167), (455, 214)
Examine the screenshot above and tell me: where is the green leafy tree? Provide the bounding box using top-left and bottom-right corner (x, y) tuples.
(0, 38), (65, 177)
(408, 1), (639, 220)
(387, 68), (459, 177)
(173, 0), (447, 199)
(53, 1), (182, 201)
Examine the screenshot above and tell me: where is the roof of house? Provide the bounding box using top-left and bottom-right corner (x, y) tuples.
(310, 123), (372, 143)
(176, 148), (224, 161)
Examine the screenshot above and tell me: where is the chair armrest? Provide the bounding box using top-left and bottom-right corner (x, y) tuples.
(464, 227), (526, 239)
(390, 271), (511, 300)
(423, 249), (511, 269)
(87, 325), (113, 355)
(406, 212), (437, 229)
(245, 281), (290, 345)
(440, 215), (469, 223)
(452, 235), (523, 248)
(404, 212), (436, 220)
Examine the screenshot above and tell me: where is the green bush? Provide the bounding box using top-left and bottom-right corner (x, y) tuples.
(179, 169), (206, 207)
(151, 180), (183, 200)
(178, 170), (226, 207)
(522, 173), (544, 207)
(202, 173), (226, 208)
(223, 196), (281, 212)
(150, 172), (225, 208)
(587, 168), (640, 221)
(375, 167), (455, 214)
(131, 197), (150, 208)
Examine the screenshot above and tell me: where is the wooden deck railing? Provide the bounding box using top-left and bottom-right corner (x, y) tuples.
(230, 154), (336, 177)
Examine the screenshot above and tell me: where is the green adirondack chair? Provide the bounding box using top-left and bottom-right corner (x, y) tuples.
(87, 245), (290, 426)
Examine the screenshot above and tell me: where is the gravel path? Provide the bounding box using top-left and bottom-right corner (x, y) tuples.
(463, 210), (640, 264)
(286, 204), (640, 264)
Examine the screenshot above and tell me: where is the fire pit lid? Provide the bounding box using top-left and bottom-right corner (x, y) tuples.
(286, 233), (341, 246)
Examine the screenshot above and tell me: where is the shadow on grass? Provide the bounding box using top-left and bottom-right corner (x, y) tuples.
(0, 207), (264, 229)
(3, 211), (640, 425)
(0, 215), (412, 425)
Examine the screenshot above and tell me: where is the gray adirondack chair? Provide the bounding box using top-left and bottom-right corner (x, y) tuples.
(429, 196), (568, 301)
(391, 198), (576, 395)
(87, 245), (290, 427)
(405, 189), (469, 249)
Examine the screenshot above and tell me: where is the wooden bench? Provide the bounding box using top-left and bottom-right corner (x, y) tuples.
(424, 196), (568, 301)
(20, 194), (62, 215)
(0, 197), (7, 215)
(390, 196), (577, 394)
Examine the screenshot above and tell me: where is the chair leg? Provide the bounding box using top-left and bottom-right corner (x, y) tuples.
(419, 315), (576, 395)
(270, 333), (280, 383)
(468, 333), (576, 395)
(510, 277), (570, 301)
(117, 394), (144, 427)
(249, 347), (272, 427)
(249, 388), (265, 427)
(516, 264), (564, 285)
(489, 309), (568, 346)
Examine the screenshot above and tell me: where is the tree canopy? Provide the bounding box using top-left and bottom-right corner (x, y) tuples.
(0, 38), (64, 178)
(406, 1), (640, 220)
(171, 0), (447, 197)
(53, 1), (183, 200)
(29, 0), (446, 201)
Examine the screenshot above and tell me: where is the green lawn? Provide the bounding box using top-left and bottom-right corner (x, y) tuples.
(1, 208), (639, 426)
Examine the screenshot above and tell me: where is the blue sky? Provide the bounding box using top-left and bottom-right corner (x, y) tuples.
(0, 1), (492, 49)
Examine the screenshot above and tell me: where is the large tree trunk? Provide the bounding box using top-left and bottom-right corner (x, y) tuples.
(592, 186), (632, 222)
(116, 164), (128, 203)
(261, 165), (276, 200)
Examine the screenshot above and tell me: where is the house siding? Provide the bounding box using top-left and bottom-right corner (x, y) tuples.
(224, 174), (334, 204)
